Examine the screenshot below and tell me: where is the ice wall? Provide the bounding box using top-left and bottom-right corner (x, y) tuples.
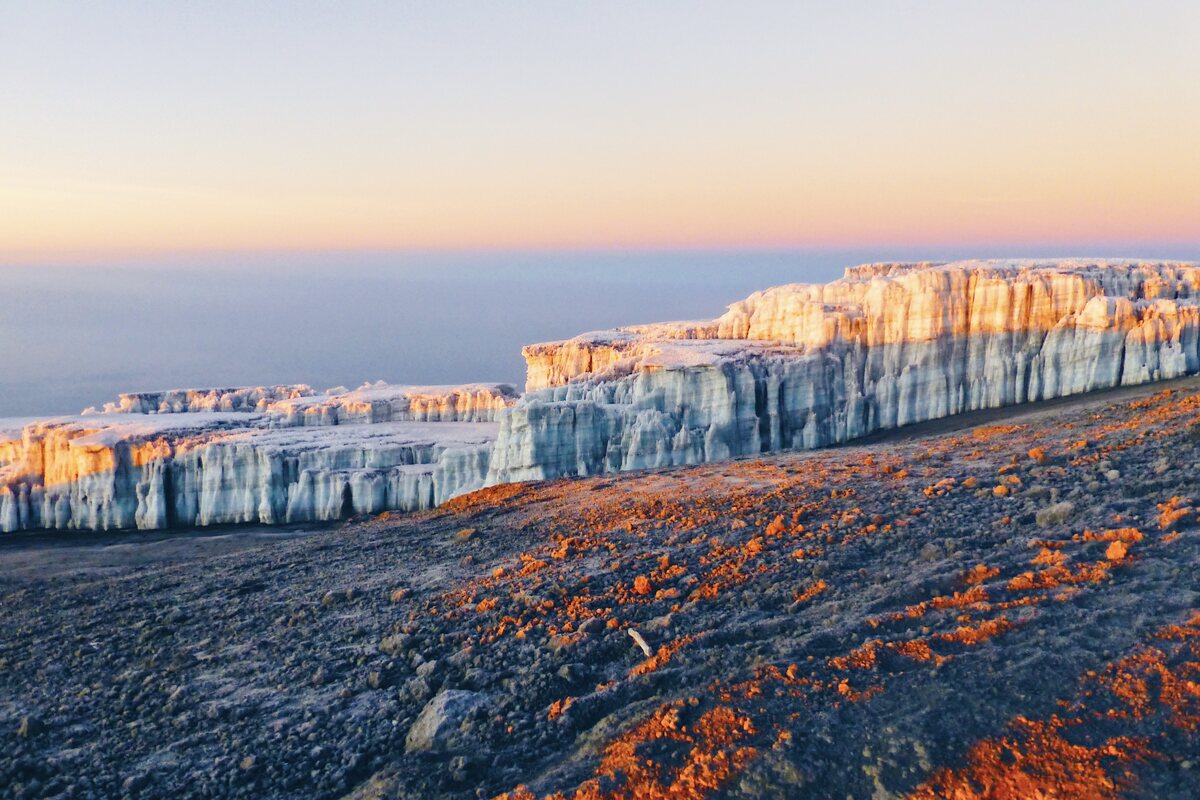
(0, 383), (513, 532)
(262, 382), (519, 426)
(83, 385), (315, 415)
(7, 259), (1200, 533)
(489, 259), (1200, 483)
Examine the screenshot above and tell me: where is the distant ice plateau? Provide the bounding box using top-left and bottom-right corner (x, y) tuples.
(0, 383), (516, 531)
(4, 258), (1200, 532)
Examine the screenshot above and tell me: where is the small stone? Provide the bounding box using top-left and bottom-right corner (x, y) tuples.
(321, 592), (336, 607)
(450, 754), (470, 782)
(918, 543), (942, 562)
(1105, 540), (1129, 561)
(1035, 501), (1074, 528)
(403, 676), (433, 704)
(1105, 469), (1120, 482)
(17, 715), (43, 738)
(628, 629), (653, 657)
(644, 613), (674, 631)
(454, 527), (479, 542)
(389, 588), (410, 603)
(558, 663), (585, 682)
(1024, 485), (1050, 501)
(577, 618), (605, 636)
(546, 634), (576, 654)
(516, 591), (544, 609)
(380, 634), (410, 656)
(240, 755), (256, 771)
(312, 667), (327, 686)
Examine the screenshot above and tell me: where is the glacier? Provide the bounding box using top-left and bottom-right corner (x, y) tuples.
(0, 383), (516, 532)
(82, 385), (317, 415)
(486, 258), (1200, 483)
(5, 258), (1200, 533)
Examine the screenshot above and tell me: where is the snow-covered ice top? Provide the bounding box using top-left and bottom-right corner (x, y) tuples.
(81, 381), (519, 426)
(83, 385), (315, 415)
(261, 381), (518, 426)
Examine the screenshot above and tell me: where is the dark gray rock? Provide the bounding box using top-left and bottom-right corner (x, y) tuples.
(404, 690), (484, 754)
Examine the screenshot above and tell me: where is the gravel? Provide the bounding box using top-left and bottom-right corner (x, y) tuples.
(1, 378), (1199, 798)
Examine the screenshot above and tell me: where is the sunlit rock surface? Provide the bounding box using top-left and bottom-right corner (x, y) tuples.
(490, 259), (1200, 483)
(0, 382), (513, 532)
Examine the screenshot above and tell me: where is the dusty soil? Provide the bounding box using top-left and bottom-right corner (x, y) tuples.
(3, 379), (1200, 799)
(0, 527), (319, 590)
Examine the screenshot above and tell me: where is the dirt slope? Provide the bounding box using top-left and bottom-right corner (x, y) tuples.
(3, 380), (1200, 799)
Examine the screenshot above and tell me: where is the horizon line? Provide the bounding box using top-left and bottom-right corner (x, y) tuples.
(4, 240), (1200, 269)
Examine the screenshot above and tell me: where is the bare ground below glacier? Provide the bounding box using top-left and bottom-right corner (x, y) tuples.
(0, 526), (320, 590)
(3, 378), (1200, 799)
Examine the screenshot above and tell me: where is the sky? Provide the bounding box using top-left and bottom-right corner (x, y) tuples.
(1, 0), (1199, 263)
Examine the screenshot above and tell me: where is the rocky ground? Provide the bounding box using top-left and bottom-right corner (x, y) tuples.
(3, 378), (1200, 799)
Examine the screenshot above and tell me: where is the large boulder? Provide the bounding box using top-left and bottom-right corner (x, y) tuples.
(404, 690), (484, 754)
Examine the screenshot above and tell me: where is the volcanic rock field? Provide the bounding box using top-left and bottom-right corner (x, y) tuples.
(3, 375), (1200, 799)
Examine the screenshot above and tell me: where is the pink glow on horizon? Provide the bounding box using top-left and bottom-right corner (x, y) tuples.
(2, 2), (1198, 262)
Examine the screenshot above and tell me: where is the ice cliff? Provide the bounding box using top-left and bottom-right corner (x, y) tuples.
(85, 381), (514, 425)
(488, 258), (1200, 483)
(261, 382), (517, 426)
(0, 383), (516, 532)
(83, 385), (316, 415)
(6, 258), (1200, 533)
